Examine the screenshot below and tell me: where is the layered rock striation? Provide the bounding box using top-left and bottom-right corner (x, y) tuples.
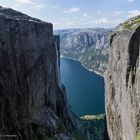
(0, 6), (73, 140)
(105, 16), (140, 140)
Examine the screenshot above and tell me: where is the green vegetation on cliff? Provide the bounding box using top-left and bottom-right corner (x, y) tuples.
(80, 114), (105, 121)
(122, 16), (140, 30)
(136, 132), (140, 140)
(76, 114), (107, 140)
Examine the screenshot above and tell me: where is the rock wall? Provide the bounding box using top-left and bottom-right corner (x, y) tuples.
(105, 17), (140, 140)
(0, 7), (73, 140)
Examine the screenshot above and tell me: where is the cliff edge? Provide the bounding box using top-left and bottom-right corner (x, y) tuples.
(0, 6), (74, 140)
(105, 16), (140, 140)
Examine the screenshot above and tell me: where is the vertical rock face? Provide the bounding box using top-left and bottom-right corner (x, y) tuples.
(0, 7), (73, 140)
(105, 16), (140, 140)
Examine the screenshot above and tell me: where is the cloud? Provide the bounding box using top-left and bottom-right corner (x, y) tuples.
(16, 0), (59, 11)
(51, 5), (60, 8)
(114, 11), (124, 15)
(94, 18), (109, 24)
(16, 0), (50, 11)
(53, 16), (124, 29)
(83, 13), (88, 17)
(128, 10), (140, 18)
(16, 0), (33, 4)
(64, 21), (74, 26)
(111, 19), (123, 24)
(88, 17), (122, 25)
(127, 0), (134, 2)
(64, 8), (80, 13)
(53, 20), (74, 29)
(34, 4), (45, 11)
(97, 11), (101, 15)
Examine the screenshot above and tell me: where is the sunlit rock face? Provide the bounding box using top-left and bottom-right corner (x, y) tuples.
(105, 16), (140, 140)
(0, 6), (74, 140)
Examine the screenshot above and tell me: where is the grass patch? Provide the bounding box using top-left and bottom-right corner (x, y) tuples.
(107, 104), (113, 117)
(123, 23), (132, 30)
(80, 114), (105, 121)
(122, 16), (140, 30)
(136, 132), (140, 140)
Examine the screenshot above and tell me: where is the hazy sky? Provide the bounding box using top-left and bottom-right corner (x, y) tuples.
(0, 0), (140, 29)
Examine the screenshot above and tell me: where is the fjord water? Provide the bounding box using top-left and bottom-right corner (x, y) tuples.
(60, 58), (105, 117)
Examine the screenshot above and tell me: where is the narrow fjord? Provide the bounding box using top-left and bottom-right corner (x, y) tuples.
(60, 58), (105, 117)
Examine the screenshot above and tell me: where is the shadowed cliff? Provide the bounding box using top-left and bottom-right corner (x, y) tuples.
(0, 6), (74, 140)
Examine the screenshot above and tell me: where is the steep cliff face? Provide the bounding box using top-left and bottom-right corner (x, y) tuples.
(105, 16), (140, 140)
(54, 28), (110, 76)
(0, 7), (74, 140)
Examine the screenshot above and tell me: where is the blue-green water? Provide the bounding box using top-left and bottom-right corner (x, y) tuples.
(60, 58), (105, 117)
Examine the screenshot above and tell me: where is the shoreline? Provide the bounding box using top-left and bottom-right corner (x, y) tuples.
(60, 56), (104, 78)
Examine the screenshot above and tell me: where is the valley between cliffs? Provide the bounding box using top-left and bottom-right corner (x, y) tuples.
(54, 28), (111, 77)
(0, 5), (140, 140)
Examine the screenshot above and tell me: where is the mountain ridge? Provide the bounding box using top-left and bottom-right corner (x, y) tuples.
(54, 28), (111, 76)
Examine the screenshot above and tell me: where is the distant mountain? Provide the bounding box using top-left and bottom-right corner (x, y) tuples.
(54, 28), (111, 76)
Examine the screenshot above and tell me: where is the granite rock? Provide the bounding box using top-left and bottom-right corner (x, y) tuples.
(105, 16), (140, 140)
(0, 6), (74, 140)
